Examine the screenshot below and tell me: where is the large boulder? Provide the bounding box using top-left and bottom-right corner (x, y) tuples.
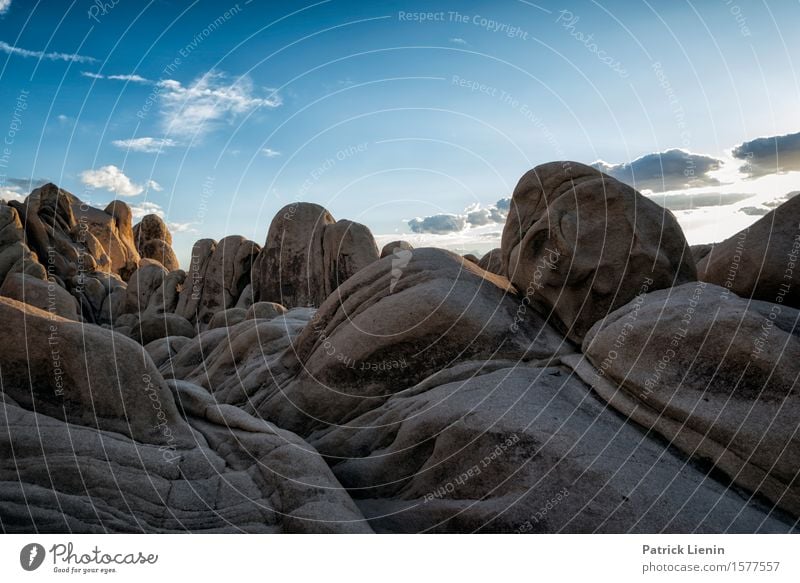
(380, 240), (413, 259)
(130, 312), (196, 345)
(237, 248), (570, 435)
(579, 282), (800, 518)
(500, 162), (697, 342)
(322, 219), (380, 298)
(477, 247), (503, 275)
(311, 364), (792, 533)
(133, 214), (179, 271)
(195, 236), (260, 328)
(0, 273), (81, 321)
(251, 203), (335, 308)
(125, 259), (168, 314)
(697, 194), (800, 308)
(176, 238), (216, 322)
(251, 203), (379, 308)
(0, 202), (46, 286)
(0, 296), (192, 445)
(74, 198), (140, 280)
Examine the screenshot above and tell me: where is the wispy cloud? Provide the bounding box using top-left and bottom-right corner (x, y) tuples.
(0, 40), (96, 63)
(81, 71), (150, 83)
(261, 147), (281, 157)
(158, 72), (282, 139)
(112, 137), (177, 153)
(80, 164), (153, 196)
(0, 1), (11, 16)
(449, 37), (468, 45)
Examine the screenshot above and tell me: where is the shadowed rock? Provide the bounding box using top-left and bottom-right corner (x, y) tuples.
(697, 194), (800, 309)
(501, 162), (696, 342)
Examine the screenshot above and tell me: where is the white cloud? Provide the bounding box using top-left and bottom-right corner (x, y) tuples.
(112, 137), (176, 153)
(129, 201), (165, 220)
(158, 72), (282, 139)
(127, 201), (197, 234)
(0, 1), (11, 15)
(261, 148), (281, 157)
(0, 185), (25, 202)
(146, 180), (162, 192)
(0, 40), (95, 63)
(80, 165), (148, 196)
(167, 221), (196, 233)
(82, 71), (150, 83)
(449, 37), (468, 45)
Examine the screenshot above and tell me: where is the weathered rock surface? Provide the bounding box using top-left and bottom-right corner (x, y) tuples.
(1, 273), (81, 321)
(580, 282), (800, 518)
(697, 194), (800, 308)
(0, 297), (190, 445)
(0, 296), (370, 532)
(501, 162), (697, 342)
(229, 248), (571, 435)
(311, 364), (792, 533)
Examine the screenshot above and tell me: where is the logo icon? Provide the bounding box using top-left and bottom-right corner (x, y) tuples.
(20, 543), (46, 571)
(389, 249), (413, 293)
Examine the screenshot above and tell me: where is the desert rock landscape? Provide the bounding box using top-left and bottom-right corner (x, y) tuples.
(1, 162), (798, 533)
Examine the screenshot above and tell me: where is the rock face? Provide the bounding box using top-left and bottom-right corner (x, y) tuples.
(222, 248), (570, 435)
(0, 296), (190, 445)
(697, 194), (800, 309)
(74, 198), (140, 281)
(0, 296), (370, 533)
(580, 282), (800, 518)
(251, 203), (379, 308)
(133, 214), (179, 271)
(311, 364), (791, 533)
(501, 162), (697, 342)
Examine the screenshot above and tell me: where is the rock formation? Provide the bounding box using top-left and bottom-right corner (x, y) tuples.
(133, 213), (180, 271)
(501, 162), (697, 342)
(697, 194), (800, 308)
(1, 168), (798, 533)
(251, 203), (379, 308)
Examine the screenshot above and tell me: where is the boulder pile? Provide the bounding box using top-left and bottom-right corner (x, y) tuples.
(1, 165), (797, 533)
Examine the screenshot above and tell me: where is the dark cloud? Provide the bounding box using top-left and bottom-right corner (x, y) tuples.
(648, 191), (753, 211)
(739, 206), (769, 216)
(408, 214), (467, 234)
(592, 149), (722, 192)
(408, 198), (509, 234)
(732, 132), (800, 177)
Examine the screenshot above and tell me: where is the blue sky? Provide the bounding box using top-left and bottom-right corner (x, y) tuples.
(1, 0), (799, 265)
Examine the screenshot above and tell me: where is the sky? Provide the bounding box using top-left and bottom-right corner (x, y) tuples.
(0, 0), (799, 266)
